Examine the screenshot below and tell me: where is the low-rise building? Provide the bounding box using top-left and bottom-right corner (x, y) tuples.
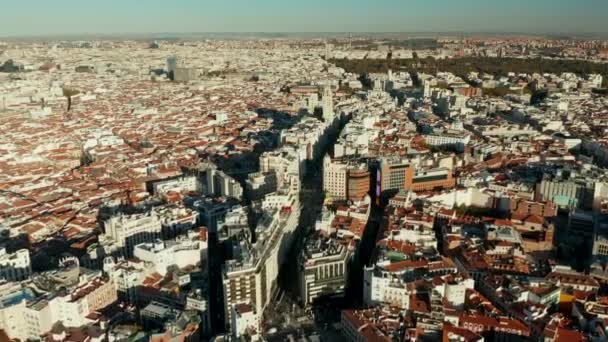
(0, 248), (31, 282)
(133, 236), (207, 276)
(424, 130), (471, 152)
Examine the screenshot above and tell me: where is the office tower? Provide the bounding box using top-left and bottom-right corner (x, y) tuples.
(167, 56), (178, 79)
(322, 83), (334, 122)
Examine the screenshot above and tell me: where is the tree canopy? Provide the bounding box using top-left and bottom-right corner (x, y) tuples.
(62, 87), (79, 97)
(331, 57), (608, 87)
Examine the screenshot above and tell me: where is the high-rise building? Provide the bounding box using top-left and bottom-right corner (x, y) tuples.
(222, 191), (300, 329)
(348, 167), (371, 202)
(568, 210), (595, 238)
(298, 234), (352, 305)
(536, 178), (595, 209)
(323, 156), (370, 201)
(323, 155), (348, 200)
(322, 84), (335, 122)
(198, 162), (243, 200)
(380, 159), (413, 193)
(166, 56), (178, 79)
(324, 42), (332, 60)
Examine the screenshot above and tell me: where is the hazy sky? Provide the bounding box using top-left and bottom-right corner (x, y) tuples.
(1, 0), (607, 36)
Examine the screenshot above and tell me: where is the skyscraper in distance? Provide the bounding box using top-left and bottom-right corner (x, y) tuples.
(322, 83), (334, 122)
(167, 56), (178, 80)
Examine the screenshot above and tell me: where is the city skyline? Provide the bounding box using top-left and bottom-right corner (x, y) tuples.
(3, 1), (608, 341)
(2, 0), (608, 37)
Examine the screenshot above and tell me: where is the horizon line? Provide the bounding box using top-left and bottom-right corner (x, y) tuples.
(2, 30), (608, 41)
